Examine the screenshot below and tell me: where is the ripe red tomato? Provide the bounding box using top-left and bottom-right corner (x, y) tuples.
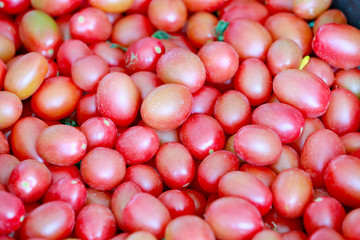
(0, 191), (25, 234)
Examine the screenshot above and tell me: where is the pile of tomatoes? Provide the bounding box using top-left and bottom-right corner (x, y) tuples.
(1, 0), (360, 239)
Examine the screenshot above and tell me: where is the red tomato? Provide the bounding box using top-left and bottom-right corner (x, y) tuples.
(164, 215), (216, 240)
(191, 85), (221, 116)
(158, 189), (196, 218)
(308, 227), (345, 240)
(186, 12), (218, 48)
(0, 91), (22, 130)
(234, 124), (282, 166)
(7, 159), (51, 203)
(88, 0), (134, 13)
(0, 191), (25, 234)
(20, 201), (75, 239)
(240, 163), (277, 188)
(342, 208), (360, 239)
(30, 0), (82, 17)
(204, 196), (264, 239)
(313, 23), (360, 69)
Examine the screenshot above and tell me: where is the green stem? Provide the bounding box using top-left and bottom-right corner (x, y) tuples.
(109, 42), (127, 52)
(151, 30), (177, 40)
(60, 118), (78, 127)
(214, 20), (229, 42)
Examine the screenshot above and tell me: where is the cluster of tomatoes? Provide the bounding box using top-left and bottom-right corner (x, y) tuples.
(1, 0), (360, 239)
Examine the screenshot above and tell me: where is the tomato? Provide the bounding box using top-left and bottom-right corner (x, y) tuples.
(90, 41), (125, 67)
(303, 196), (346, 235)
(293, 0), (332, 20)
(80, 117), (117, 150)
(183, 0), (226, 12)
(0, 91), (22, 130)
(4, 52), (48, 100)
(30, 76), (82, 120)
(342, 208), (360, 239)
(0, 131), (9, 154)
(124, 164), (163, 197)
(234, 57), (272, 106)
(312, 9), (347, 34)
(282, 231), (308, 240)
(130, 71), (162, 100)
(303, 57), (335, 87)
(271, 168), (313, 218)
(30, 0), (82, 17)
(273, 69), (331, 118)
(70, 7), (112, 44)
(36, 124), (87, 166)
(308, 227), (345, 240)
(71, 54), (109, 92)
(56, 39), (92, 76)
(180, 114), (225, 160)
(221, 1), (269, 24)
(0, 154), (19, 186)
(240, 163), (277, 188)
(158, 189), (196, 218)
(214, 90), (251, 135)
(148, 0), (187, 33)
(252, 229), (282, 240)
(20, 201), (75, 239)
(265, 12), (313, 55)
(81, 147), (126, 191)
(123, 37), (165, 74)
(96, 72), (140, 127)
(266, 38), (303, 76)
(76, 92), (100, 126)
(88, 0), (134, 13)
(300, 129), (345, 188)
(111, 14), (154, 48)
(252, 102), (305, 144)
(224, 19), (273, 61)
(186, 12), (218, 48)
(191, 86), (220, 116)
(321, 88), (360, 135)
(0, 35), (15, 63)
(341, 132), (360, 154)
(156, 47), (206, 93)
(270, 145), (300, 174)
(7, 159), (51, 203)
(48, 164), (84, 185)
(43, 177), (86, 213)
(334, 69), (360, 99)
(0, 191), (25, 234)
(234, 124), (282, 166)
(263, 208), (305, 233)
(313, 23), (360, 69)
(121, 192), (171, 239)
(111, 181), (142, 231)
(164, 215), (216, 240)
(75, 203), (116, 240)
(115, 126), (159, 165)
(204, 196), (264, 239)
(183, 189), (207, 217)
(0, 0), (30, 14)
(324, 155), (360, 208)
(197, 150), (239, 193)
(86, 187), (112, 208)
(140, 83), (192, 130)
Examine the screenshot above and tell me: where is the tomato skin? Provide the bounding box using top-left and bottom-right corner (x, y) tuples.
(214, 90), (251, 135)
(31, 76), (82, 120)
(81, 147), (126, 191)
(75, 203), (117, 240)
(270, 145), (300, 174)
(300, 129), (345, 188)
(130, 71), (162, 100)
(0, 191), (25, 234)
(191, 85), (221, 116)
(204, 196), (264, 240)
(123, 37), (165, 74)
(303, 196), (346, 235)
(43, 177), (87, 214)
(321, 88), (360, 135)
(96, 72), (140, 127)
(124, 164), (163, 197)
(4, 52), (48, 100)
(19, 10), (62, 59)
(148, 0), (187, 33)
(140, 84), (192, 130)
(70, 7), (112, 44)
(308, 227), (345, 240)
(197, 150), (240, 193)
(219, 171), (273, 216)
(0, 131), (9, 154)
(8, 159), (51, 203)
(30, 0), (82, 17)
(186, 12), (218, 48)
(183, 189), (207, 217)
(76, 92), (100, 126)
(303, 57), (335, 87)
(111, 181), (142, 231)
(158, 189), (196, 218)
(234, 58), (272, 106)
(312, 9), (347, 35)
(88, 0), (134, 13)
(240, 163), (277, 188)
(324, 155), (360, 208)
(342, 208), (360, 239)
(234, 124), (282, 166)
(36, 124), (87, 166)
(252, 102), (305, 144)
(90, 41), (125, 67)
(271, 168), (313, 219)
(183, 0), (226, 12)
(20, 201), (75, 240)
(164, 215), (216, 240)
(224, 19), (273, 61)
(263, 208), (305, 234)
(115, 125), (159, 165)
(121, 192), (171, 239)
(293, 0), (332, 20)
(80, 117), (117, 150)
(334, 69), (360, 99)
(273, 69), (331, 118)
(0, 0), (30, 15)
(0, 154), (19, 186)
(48, 164), (84, 185)
(313, 23), (360, 69)
(180, 114), (225, 160)
(265, 12), (313, 55)
(10, 117), (47, 163)
(0, 91), (23, 130)
(156, 47), (206, 93)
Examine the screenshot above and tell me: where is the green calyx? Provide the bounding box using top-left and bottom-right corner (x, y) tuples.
(152, 30), (176, 40)
(60, 118), (78, 127)
(214, 20), (229, 42)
